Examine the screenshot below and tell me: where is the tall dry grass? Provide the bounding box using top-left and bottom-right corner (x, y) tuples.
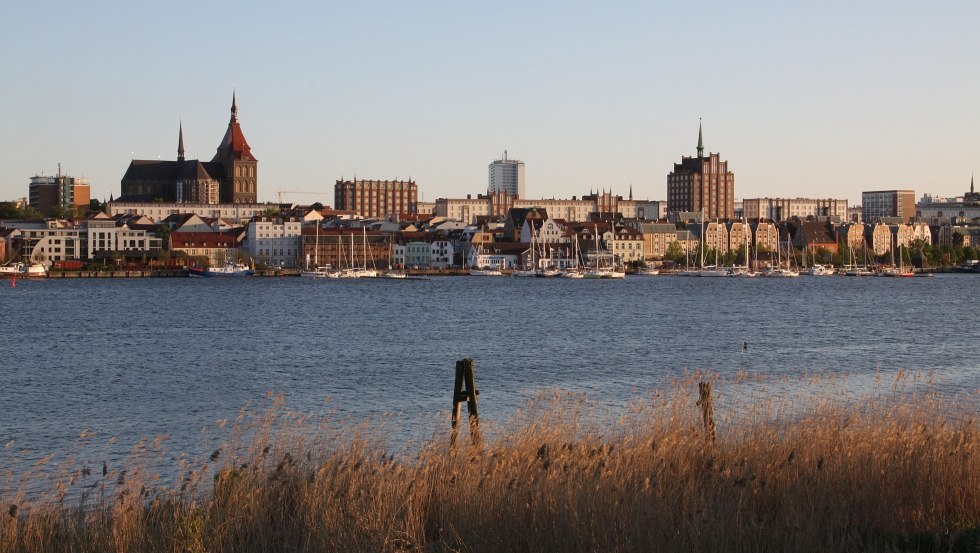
(1, 376), (978, 552)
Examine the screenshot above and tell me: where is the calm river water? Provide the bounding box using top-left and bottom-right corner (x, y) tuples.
(1, 274), (978, 473)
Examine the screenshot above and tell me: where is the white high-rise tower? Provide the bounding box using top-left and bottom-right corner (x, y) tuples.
(488, 150), (525, 198)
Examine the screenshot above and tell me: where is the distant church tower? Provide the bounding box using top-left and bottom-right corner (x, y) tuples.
(212, 91), (258, 203)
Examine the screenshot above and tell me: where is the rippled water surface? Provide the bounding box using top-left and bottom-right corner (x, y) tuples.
(1, 275), (978, 464)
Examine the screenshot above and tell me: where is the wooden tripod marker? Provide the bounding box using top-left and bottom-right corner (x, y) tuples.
(451, 358), (480, 446)
(697, 381), (716, 443)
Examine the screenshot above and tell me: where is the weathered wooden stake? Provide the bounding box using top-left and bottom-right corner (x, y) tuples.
(451, 358), (480, 446)
(697, 381), (716, 443)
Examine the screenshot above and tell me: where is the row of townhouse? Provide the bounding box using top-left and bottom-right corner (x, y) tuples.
(0, 215), (163, 264)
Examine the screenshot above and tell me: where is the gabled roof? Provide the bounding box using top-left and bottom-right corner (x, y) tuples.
(170, 230), (242, 249)
(122, 159), (219, 182)
(798, 221), (837, 244)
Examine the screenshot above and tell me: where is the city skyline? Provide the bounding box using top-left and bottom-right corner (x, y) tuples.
(2, 1), (978, 207)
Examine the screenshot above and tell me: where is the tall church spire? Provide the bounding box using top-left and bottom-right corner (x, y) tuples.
(972, 173), (975, 194)
(177, 122), (185, 162)
(697, 118), (704, 159)
(230, 89), (239, 123)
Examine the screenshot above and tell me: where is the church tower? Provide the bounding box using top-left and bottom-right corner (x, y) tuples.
(212, 91), (258, 203)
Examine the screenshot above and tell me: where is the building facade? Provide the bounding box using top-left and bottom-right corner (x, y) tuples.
(245, 217), (302, 268)
(667, 122), (735, 220)
(120, 93), (257, 205)
(334, 179), (418, 219)
(29, 171), (91, 217)
(741, 197), (848, 221)
(488, 151), (525, 198)
(862, 190), (915, 223)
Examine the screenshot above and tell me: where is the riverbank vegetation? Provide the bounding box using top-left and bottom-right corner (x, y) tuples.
(2, 375), (978, 552)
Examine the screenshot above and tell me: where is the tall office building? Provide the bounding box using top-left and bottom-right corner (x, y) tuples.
(334, 179), (418, 219)
(488, 151), (525, 198)
(666, 122), (735, 220)
(29, 168), (91, 217)
(862, 190), (915, 222)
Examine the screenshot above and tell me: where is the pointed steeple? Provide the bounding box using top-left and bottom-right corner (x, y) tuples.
(972, 173), (975, 195)
(213, 90), (255, 162)
(697, 117), (704, 159)
(177, 122), (185, 162)
(629, 183), (633, 200)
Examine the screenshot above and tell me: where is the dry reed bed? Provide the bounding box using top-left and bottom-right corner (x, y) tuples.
(1, 378), (978, 552)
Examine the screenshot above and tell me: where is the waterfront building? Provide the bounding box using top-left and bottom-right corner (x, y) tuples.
(520, 217), (568, 247)
(867, 223), (894, 256)
(29, 170), (91, 218)
(862, 190), (915, 223)
(942, 225), (980, 247)
(727, 221), (753, 255)
(633, 222), (679, 260)
(300, 227), (390, 270)
(837, 223), (866, 253)
(792, 221), (839, 254)
(244, 216), (302, 268)
(0, 228), (11, 261)
(741, 197), (848, 221)
(334, 179), (418, 220)
(609, 224), (645, 264)
(911, 222), (933, 245)
(689, 220), (730, 256)
(13, 217), (162, 263)
(170, 230), (244, 266)
(667, 121), (735, 220)
(751, 221), (779, 253)
(488, 151), (525, 198)
(120, 93), (258, 205)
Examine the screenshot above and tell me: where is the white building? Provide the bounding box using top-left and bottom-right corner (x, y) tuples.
(244, 217), (302, 268)
(488, 151), (525, 198)
(741, 197), (849, 221)
(108, 201), (273, 224)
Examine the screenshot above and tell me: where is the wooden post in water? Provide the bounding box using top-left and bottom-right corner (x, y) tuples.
(697, 381), (716, 443)
(451, 358), (480, 447)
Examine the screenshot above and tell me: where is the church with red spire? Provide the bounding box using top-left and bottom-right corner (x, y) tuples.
(119, 93), (258, 204)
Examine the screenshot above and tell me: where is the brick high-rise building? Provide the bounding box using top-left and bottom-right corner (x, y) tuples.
(667, 121), (735, 220)
(29, 168), (91, 217)
(334, 179), (418, 219)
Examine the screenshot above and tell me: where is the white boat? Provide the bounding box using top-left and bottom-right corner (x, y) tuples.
(301, 266), (339, 278)
(697, 265), (728, 277)
(470, 267), (503, 276)
(186, 260), (253, 277)
(804, 264), (834, 276)
(1, 262), (46, 277)
(0, 262), (25, 276)
(636, 266), (660, 276)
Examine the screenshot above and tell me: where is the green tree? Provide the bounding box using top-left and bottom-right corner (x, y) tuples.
(311, 202), (324, 211)
(964, 246), (977, 260)
(664, 241), (684, 264)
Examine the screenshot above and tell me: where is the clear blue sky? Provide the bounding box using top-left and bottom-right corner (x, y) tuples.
(2, 1), (977, 208)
